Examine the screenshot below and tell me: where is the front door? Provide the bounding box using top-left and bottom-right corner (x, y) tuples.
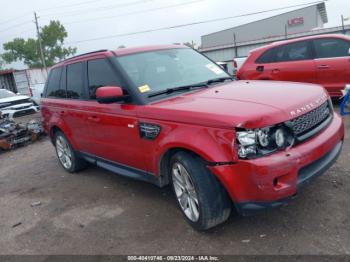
(267, 40), (316, 83)
(82, 58), (147, 171)
(313, 38), (350, 97)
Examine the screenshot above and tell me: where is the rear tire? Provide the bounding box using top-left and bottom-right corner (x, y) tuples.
(170, 151), (231, 230)
(54, 131), (87, 173)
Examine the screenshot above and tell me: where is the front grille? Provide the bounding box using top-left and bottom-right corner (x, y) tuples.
(286, 101), (332, 141)
(13, 109), (35, 118)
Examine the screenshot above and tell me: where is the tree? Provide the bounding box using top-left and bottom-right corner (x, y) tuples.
(0, 55), (4, 70)
(183, 41), (197, 49)
(2, 21), (77, 68)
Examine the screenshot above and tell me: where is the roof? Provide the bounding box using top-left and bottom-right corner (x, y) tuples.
(202, 2), (328, 38)
(317, 2), (328, 24)
(52, 45), (188, 68)
(0, 69), (16, 76)
(114, 44), (187, 56)
(250, 33), (349, 53)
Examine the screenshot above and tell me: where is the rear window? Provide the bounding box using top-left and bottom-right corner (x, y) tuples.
(66, 62), (84, 99)
(45, 67), (65, 98)
(256, 48), (276, 63)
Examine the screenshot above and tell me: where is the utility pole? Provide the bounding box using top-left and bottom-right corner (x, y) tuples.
(233, 33), (238, 57)
(341, 15), (346, 34)
(34, 12), (47, 74)
(284, 24), (288, 39)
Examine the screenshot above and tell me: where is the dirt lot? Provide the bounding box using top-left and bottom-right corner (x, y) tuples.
(0, 110), (349, 255)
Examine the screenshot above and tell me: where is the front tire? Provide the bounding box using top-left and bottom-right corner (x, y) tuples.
(54, 131), (87, 173)
(170, 151), (231, 230)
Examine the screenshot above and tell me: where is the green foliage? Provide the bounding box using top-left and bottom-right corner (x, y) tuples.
(2, 21), (77, 68)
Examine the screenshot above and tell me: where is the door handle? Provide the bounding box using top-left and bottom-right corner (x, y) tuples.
(87, 116), (100, 123)
(318, 65), (330, 69)
(272, 69), (280, 74)
(256, 65), (264, 72)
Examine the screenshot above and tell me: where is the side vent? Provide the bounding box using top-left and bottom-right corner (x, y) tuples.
(139, 122), (161, 140)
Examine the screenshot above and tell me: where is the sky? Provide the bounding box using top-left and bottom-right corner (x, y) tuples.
(0, 0), (350, 69)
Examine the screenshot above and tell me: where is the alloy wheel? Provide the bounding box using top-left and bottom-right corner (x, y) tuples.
(172, 162), (200, 222)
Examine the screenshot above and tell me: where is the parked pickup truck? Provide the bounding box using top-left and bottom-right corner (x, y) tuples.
(41, 45), (344, 230)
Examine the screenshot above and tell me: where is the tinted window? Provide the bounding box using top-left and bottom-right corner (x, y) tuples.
(314, 38), (350, 58)
(66, 62), (84, 99)
(256, 48), (276, 63)
(88, 59), (121, 99)
(46, 67), (65, 98)
(275, 41), (311, 62)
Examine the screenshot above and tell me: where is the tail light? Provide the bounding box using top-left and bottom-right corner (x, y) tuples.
(232, 59), (238, 69)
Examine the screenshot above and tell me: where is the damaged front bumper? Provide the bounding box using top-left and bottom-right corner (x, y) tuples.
(1, 102), (39, 119)
(208, 113), (344, 216)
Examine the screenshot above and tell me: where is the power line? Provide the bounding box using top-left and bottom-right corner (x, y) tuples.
(59, 0), (205, 25)
(0, 0), (153, 34)
(0, 20), (32, 33)
(0, 0), (122, 26)
(40, 0), (154, 18)
(66, 1), (326, 44)
(38, 0), (108, 13)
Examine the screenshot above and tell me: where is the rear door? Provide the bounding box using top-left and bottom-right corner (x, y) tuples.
(313, 37), (350, 97)
(261, 40), (316, 83)
(62, 62), (92, 152)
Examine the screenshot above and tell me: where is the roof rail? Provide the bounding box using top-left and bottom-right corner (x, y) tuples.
(62, 49), (109, 62)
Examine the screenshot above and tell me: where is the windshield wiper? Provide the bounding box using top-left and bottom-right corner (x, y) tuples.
(206, 76), (234, 85)
(148, 83), (208, 98)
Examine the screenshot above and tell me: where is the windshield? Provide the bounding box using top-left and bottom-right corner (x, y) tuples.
(0, 89), (16, 99)
(116, 48), (230, 98)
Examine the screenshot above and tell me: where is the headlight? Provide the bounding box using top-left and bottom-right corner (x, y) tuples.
(236, 126), (294, 159)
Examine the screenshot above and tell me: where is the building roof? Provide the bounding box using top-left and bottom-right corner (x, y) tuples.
(202, 3), (328, 38)
(0, 69), (16, 76)
(317, 2), (328, 24)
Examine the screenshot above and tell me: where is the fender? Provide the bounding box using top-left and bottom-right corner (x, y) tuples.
(149, 122), (237, 176)
(41, 103), (78, 150)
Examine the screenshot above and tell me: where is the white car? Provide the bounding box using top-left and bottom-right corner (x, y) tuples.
(30, 83), (45, 106)
(0, 89), (39, 119)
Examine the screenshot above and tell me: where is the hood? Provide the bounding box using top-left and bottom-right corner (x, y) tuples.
(139, 80), (328, 129)
(0, 95), (31, 109)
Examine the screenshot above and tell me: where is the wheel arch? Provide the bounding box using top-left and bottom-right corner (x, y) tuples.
(158, 147), (232, 198)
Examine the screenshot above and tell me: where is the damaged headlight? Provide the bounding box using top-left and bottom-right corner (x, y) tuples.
(236, 126), (294, 159)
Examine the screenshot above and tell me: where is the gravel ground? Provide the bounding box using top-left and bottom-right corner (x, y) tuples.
(0, 109), (349, 255)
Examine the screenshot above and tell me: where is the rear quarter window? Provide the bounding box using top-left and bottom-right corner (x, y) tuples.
(255, 48), (276, 63)
(45, 67), (65, 98)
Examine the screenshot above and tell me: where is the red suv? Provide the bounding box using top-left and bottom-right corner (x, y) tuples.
(41, 45), (344, 230)
(237, 34), (350, 97)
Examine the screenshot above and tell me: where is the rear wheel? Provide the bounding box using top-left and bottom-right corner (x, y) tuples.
(54, 131), (87, 173)
(170, 151), (231, 230)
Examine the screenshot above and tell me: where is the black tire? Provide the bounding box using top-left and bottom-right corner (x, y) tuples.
(54, 131), (87, 173)
(170, 151), (231, 230)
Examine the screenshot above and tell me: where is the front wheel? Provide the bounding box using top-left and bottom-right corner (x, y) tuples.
(170, 151), (231, 230)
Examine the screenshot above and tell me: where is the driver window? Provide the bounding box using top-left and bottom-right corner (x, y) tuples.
(87, 58), (122, 99)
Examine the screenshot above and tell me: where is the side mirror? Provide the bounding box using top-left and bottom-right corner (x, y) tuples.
(96, 86), (125, 104)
